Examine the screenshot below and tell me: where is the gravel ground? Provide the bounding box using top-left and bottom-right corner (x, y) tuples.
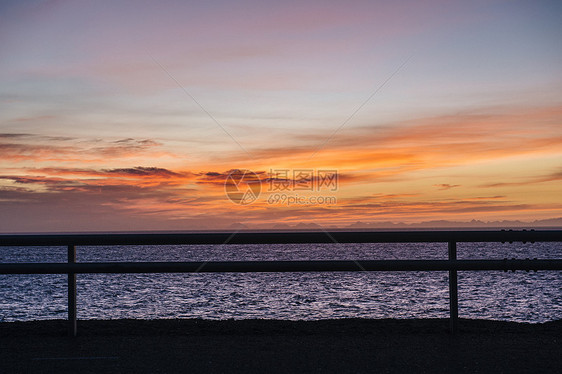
(1, 318), (560, 373)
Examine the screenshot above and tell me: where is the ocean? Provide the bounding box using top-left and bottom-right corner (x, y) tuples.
(1, 242), (561, 323)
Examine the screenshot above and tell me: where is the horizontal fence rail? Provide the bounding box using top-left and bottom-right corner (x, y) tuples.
(2, 259), (562, 274)
(1, 230), (561, 337)
(0, 229), (560, 246)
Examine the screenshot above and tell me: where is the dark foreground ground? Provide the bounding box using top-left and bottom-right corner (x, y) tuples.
(1, 318), (560, 373)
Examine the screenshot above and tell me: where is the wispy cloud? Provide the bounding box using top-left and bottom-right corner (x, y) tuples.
(433, 184), (461, 190)
(242, 105), (562, 172)
(103, 167), (183, 178)
(479, 168), (562, 188)
(0, 134), (169, 162)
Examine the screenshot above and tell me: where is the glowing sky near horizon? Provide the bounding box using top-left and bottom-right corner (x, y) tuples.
(0, 0), (561, 232)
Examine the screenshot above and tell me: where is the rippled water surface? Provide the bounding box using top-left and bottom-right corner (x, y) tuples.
(1, 242), (561, 322)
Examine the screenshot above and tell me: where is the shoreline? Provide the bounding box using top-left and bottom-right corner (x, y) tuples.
(1, 318), (561, 373)
(2, 317), (561, 335)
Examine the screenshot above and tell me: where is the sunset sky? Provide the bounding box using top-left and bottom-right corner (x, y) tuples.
(1, 0), (561, 232)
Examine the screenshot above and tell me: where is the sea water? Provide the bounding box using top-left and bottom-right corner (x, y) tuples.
(1, 242), (561, 322)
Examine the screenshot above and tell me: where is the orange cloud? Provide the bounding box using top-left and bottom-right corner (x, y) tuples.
(239, 105), (562, 174)
(1, 105), (561, 231)
(433, 184), (461, 190)
(479, 168), (562, 188)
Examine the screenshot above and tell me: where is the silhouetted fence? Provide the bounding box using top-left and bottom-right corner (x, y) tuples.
(1, 230), (561, 336)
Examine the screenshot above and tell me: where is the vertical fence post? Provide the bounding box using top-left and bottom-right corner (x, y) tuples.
(68, 245), (77, 337)
(448, 241), (458, 334)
